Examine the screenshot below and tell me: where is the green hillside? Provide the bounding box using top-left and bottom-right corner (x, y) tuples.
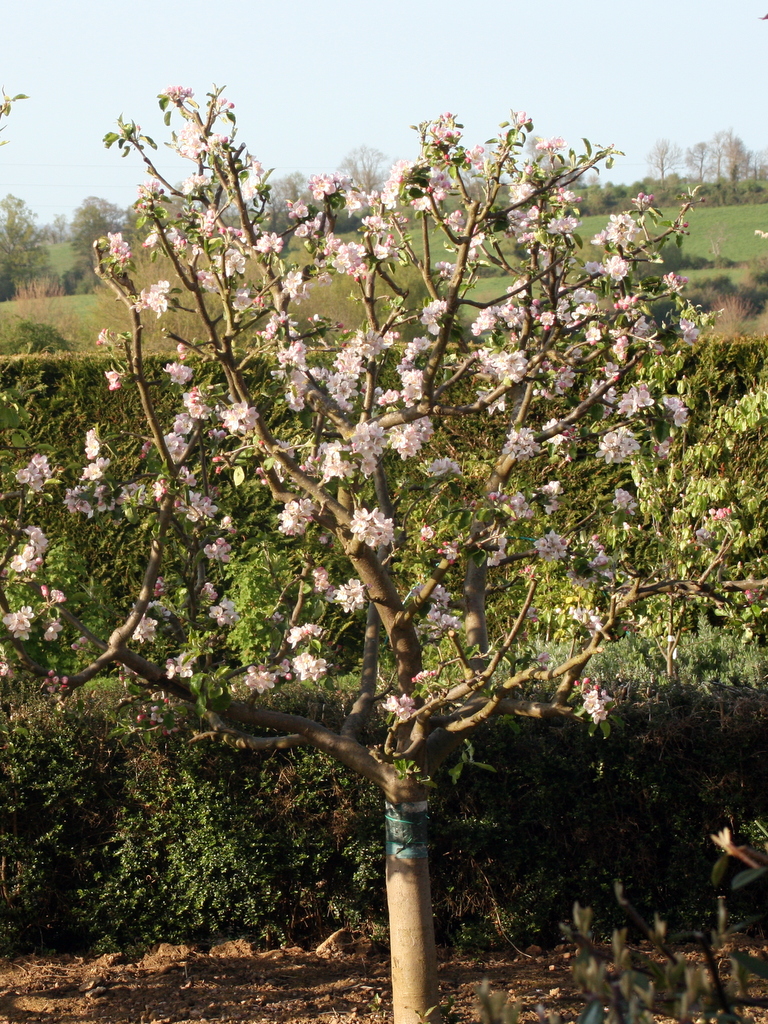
(579, 204), (768, 266)
(46, 241), (76, 277)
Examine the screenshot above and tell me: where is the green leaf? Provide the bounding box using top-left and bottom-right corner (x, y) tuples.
(732, 866), (768, 890)
(731, 951), (768, 981)
(233, 466), (245, 487)
(711, 853), (730, 886)
(579, 1000), (604, 1024)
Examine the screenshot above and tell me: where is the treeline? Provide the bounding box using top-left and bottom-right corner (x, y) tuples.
(580, 129), (768, 215)
(579, 176), (768, 216)
(0, 144), (390, 303)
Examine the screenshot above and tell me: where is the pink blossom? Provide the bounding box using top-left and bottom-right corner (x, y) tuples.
(16, 454), (53, 492)
(244, 665), (276, 694)
(287, 623), (324, 647)
(166, 652), (196, 678)
(176, 122), (207, 160)
(204, 538), (232, 562)
(384, 693), (416, 721)
(663, 396), (689, 426)
(535, 137), (566, 152)
(134, 280), (171, 318)
(107, 232), (132, 266)
(132, 615), (157, 644)
(583, 685), (609, 724)
(420, 299), (447, 335)
(502, 427), (541, 461)
(278, 498), (316, 537)
(164, 362), (194, 385)
(183, 387), (212, 420)
(597, 428), (640, 464)
(613, 488), (637, 514)
(679, 318), (700, 345)
(534, 531), (568, 562)
(209, 598), (239, 627)
(428, 458), (461, 477)
(617, 384), (654, 417)
(603, 255), (630, 281)
(162, 86), (194, 102)
(350, 507), (395, 548)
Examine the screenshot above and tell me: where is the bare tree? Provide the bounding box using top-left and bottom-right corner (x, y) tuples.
(269, 171), (309, 207)
(743, 148), (767, 180)
(647, 139), (683, 183)
(708, 130), (729, 180)
(338, 144), (388, 193)
(266, 171), (310, 232)
(721, 129), (748, 182)
(41, 213), (70, 245)
(685, 142), (709, 182)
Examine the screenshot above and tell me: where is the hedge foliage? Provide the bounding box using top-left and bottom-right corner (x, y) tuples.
(1, 683), (767, 956)
(1, 344), (768, 955)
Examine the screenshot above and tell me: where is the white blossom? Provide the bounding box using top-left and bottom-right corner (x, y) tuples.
(132, 615), (157, 644)
(292, 652), (328, 682)
(3, 606), (34, 640)
(334, 579), (367, 613)
(244, 665), (277, 694)
(534, 531), (568, 562)
(350, 507), (395, 548)
(597, 428), (640, 464)
(209, 598), (239, 627)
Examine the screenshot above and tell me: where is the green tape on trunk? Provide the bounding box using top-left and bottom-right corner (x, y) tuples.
(385, 800), (429, 859)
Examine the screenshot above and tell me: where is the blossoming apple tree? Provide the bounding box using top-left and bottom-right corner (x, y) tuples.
(1, 87), (765, 1024)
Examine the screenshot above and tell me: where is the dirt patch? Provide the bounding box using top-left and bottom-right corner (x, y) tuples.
(0, 937), (766, 1023)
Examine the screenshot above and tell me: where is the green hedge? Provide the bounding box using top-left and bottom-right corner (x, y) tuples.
(1, 685), (767, 956)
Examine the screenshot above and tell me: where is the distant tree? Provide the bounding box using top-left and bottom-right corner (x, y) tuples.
(338, 144), (388, 193)
(67, 197), (128, 293)
(646, 138), (683, 183)
(708, 130), (729, 180)
(721, 129), (748, 182)
(42, 213), (70, 245)
(743, 149), (761, 180)
(685, 142), (709, 182)
(70, 197), (127, 262)
(269, 171), (309, 207)
(754, 147), (768, 180)
(0, 194), (48, 300)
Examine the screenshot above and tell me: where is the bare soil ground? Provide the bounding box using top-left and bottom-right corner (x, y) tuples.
(1, 933), (767, 1024)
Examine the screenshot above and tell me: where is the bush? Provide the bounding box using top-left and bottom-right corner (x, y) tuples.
(0, 318), (71, 354)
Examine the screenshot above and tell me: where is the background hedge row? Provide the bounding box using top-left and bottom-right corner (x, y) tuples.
(1, 684), (767, 956)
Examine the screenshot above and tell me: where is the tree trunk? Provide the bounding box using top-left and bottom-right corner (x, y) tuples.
(385, 799), (440, 1024)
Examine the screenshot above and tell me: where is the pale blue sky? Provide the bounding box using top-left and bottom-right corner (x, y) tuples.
(0, 0), (766, 223)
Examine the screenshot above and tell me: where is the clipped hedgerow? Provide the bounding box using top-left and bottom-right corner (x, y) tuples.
(1, 683), (767, 955)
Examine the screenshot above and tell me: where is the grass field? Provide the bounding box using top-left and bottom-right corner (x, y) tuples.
(0, 293), (99, 350)
(46, 241), (76, 277)
(579, 204), (768, 266)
